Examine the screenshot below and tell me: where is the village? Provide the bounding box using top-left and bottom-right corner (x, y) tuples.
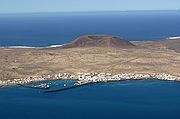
(0, 72), (180, 88)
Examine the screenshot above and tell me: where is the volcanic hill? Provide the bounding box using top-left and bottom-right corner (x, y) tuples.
(60, 35), (135, 48)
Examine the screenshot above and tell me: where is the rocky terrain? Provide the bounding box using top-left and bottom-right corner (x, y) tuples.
(0, 35), (180, 86)
(59, 35), (135, 48)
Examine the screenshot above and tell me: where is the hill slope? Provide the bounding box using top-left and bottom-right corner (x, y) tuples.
(134, 38), (180, 53)
(61, 35), (135, 48)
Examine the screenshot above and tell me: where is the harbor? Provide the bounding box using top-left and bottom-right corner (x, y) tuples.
(1, 72), (178, 92)
(17, 83), (50, 90)
(0, 72), (180, 88)
(43, 81), (92, 93)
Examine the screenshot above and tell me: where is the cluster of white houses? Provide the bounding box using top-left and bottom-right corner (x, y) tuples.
(76, 73), (180, 84)
(0, 72), (180, 87)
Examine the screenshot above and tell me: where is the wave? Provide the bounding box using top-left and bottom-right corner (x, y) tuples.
(167, 36), (180, 40)
(48, 45), (63, 48)
(0, 44), (63, 49)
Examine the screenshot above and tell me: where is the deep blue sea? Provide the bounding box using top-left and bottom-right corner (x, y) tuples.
(1, 11), (180, 119)
(1, 80), (180, 119)
(0, 11), (180, 47)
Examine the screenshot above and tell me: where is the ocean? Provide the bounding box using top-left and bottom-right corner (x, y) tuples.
(0, 80), (180, 119)
(0, 11), (180, 47)
(1, 11), (180, 119)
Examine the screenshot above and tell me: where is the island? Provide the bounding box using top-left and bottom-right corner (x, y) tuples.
(0, 35), (180, 87)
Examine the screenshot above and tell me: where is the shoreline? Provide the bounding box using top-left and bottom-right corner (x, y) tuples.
(0, 35), (179, 49)
(0, 44), (64, 49)
(1, 72), (180, 88)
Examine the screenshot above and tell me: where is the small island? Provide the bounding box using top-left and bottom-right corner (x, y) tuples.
(0, 35), (180, 87)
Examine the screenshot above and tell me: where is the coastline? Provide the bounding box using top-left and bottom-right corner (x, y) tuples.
(0, 36), (179, 49)
(1, 72), (180, 88)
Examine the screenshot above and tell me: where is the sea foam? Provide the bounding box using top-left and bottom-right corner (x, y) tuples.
(0, 44), (63, 49)
(168, 36), (180, 40)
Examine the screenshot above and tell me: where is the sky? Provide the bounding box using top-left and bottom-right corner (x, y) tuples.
(0, 0), (180, 13)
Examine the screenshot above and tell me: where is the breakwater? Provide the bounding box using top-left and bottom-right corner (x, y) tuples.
(0, 73), (180, 87)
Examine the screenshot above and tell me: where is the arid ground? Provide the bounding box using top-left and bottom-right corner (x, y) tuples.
(0, 36), (180, 80)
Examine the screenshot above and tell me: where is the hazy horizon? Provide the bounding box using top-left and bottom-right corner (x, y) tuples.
(0, 9), (179, 15)
(0, 0), (180, 14)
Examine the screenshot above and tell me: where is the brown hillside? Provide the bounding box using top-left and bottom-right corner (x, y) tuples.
(134, 38), (180, 53)
(61, 35), (135, 48)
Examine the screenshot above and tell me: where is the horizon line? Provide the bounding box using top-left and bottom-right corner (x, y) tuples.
(0, 9), (179, 15)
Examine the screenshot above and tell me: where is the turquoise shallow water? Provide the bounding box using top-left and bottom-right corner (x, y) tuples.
(0, 79), (180, 119)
